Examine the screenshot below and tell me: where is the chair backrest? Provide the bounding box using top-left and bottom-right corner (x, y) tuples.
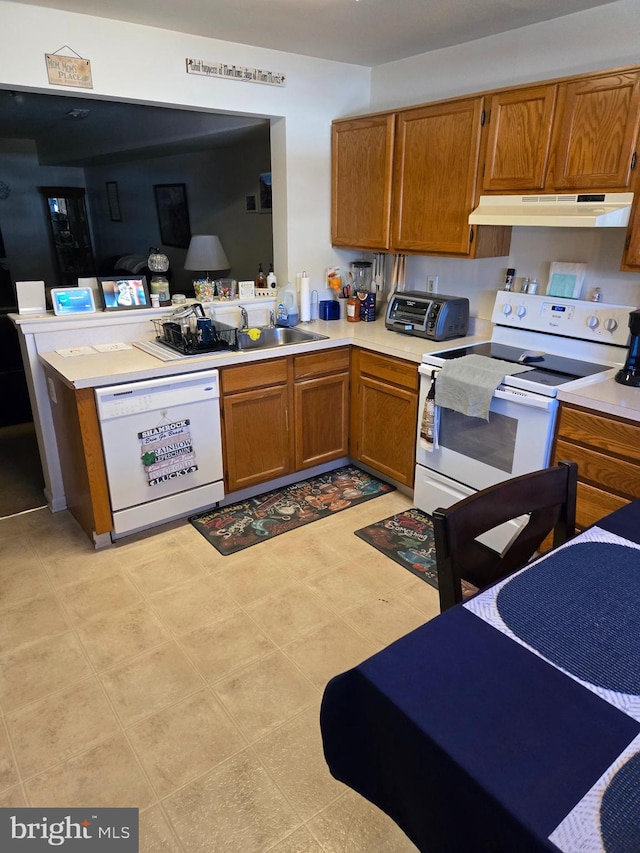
(432, 460), (578, 612)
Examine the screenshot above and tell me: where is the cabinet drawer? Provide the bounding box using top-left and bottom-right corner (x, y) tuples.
(557, 405), (640, 462)
(221, 358), (288, 394)
(576, 481), (629, 529)
(555, 438), (640, 498)
(357, 349), (418, 391)
(294, 347), (350, 380)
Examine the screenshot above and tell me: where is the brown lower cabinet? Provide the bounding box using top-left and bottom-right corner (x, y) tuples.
(44, 368), (112, 543)
(350, 348), (419, 488)
(552, 402), (640, 529)
(220, 348), (350, 493)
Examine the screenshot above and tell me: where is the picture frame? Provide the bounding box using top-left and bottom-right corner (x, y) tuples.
(105, 181), (121, 222)
(153, 183), (191, 248)
(97, 276), (151, 311)
(258, 172), (272, 213)
(245, 194), (258, 213)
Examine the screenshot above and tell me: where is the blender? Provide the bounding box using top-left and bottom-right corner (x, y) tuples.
(351, 260), (373, 292)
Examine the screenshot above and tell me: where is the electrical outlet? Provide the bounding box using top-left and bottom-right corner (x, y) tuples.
(426, 275), (439, 294)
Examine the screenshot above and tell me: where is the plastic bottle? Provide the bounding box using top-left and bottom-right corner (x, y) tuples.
(276, 282), (299, 327)
(266, 264), (277, 290)
(346, 296), (360, 322)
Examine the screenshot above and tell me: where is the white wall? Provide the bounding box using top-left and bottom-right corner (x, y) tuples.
(0, 1), (371, 296)
(370, 0), (640, 317)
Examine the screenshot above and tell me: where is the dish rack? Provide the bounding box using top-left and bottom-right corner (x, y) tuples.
(152, 303), (238, 355)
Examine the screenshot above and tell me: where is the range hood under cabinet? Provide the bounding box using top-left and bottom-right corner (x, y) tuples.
(468, 193), (633, 228)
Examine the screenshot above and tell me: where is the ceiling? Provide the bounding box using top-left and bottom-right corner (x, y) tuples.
(6, 0), (621, 67)
(0, 89), (270, 167)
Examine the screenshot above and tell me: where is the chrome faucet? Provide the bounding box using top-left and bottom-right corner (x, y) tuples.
(269, 309), (276, 328)
(239, 307), (249, 329)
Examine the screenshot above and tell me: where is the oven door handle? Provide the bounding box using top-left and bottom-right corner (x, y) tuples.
(493, 387), (558, 410)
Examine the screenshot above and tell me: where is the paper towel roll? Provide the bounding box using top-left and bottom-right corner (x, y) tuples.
(300, 271), (311, 322)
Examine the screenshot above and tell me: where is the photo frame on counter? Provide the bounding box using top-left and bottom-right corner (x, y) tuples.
(153, 183), (191, 248)
(105, 181), (121, 222)
(97, 276), (151, 311)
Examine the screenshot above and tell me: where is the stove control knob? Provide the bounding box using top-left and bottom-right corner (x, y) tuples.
(587, 314), (600, 329)
(502, 303), (513, 316)
(604, 317), (618, 332)
(516, 305), (527, 318)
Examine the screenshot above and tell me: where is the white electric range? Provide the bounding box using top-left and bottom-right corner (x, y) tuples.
(415, 291), (635, 549)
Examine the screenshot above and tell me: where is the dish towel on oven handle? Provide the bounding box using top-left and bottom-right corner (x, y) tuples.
(419, 369), (439, 451)
(434, 355), (532, 421)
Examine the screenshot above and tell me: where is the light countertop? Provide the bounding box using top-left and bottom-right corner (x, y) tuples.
(38, 315), (494, 390)
(558, 371), (640, 422)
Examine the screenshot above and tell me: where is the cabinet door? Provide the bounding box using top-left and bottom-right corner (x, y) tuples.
(549, 70), (640, 189)
(621, 179), (640, 269)
(391, 98), (494, 256)
(222, 385), (291, 492)
(351, 375), (417, 487)
(350, 351), (418, 488)
(331, 114), (395, 250)
(482, 85), (557, 191)
(294, 372), (349, 470)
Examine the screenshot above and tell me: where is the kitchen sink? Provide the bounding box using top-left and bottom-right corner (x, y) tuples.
(237, 326), (329, 351)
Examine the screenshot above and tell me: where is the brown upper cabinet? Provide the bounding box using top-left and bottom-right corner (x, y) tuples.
(332, 64), (640, 259)
(332, 100), (510, 258)
(331, 114), (395, 250)
(548, 70), (640, 190)
(392, 98), (509, 256)
(482, 85), (557, 191)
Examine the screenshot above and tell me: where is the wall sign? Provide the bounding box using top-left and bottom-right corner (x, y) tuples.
(45, 51), (93, 89)
(139, 420), (198, 487)
(186, 58), (286, 87)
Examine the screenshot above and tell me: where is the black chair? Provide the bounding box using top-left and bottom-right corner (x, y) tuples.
(432, 460), (578, 612)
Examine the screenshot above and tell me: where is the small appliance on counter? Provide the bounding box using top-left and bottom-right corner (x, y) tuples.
(615, 308), (640, 386)
(385, 290), (469, 341)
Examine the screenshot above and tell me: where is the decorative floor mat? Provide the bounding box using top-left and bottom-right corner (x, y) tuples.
(189, 465), (395, 555)
(355, 507), (476, 597)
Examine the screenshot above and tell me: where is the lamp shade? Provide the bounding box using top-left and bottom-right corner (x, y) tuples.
(184, 235), (230, 273)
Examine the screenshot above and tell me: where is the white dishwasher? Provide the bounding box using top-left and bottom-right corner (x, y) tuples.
(95, 369), (224, 538)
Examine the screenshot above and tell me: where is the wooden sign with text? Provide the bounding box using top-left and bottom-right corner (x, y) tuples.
(45, 54), (93, 89)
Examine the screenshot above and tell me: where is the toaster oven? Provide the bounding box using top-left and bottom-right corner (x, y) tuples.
(385, 291), (469, 341)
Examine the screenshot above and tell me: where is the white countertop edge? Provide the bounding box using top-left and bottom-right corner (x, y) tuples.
(558, 369), (640, 422)
(37, 316), (494, 390)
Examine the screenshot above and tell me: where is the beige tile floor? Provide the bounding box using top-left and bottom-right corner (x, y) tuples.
(0, 489), (440, 851)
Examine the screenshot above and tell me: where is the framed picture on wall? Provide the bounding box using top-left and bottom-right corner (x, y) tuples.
(153, 183), (192, 248)
(106, 181), (121, 222)
(258, 172), (272, 213)
(245, 194), (258, 213)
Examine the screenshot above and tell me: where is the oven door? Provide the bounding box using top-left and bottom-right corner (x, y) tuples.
(416, 365), (558, 493)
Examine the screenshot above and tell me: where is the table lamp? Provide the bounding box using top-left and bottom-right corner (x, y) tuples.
(185, 235), (230, 301)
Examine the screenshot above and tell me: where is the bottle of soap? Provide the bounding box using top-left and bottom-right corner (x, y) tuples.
(256, 263), (267, 288)
(277, 282), (299, 327)
(266, 263), (277, 290)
